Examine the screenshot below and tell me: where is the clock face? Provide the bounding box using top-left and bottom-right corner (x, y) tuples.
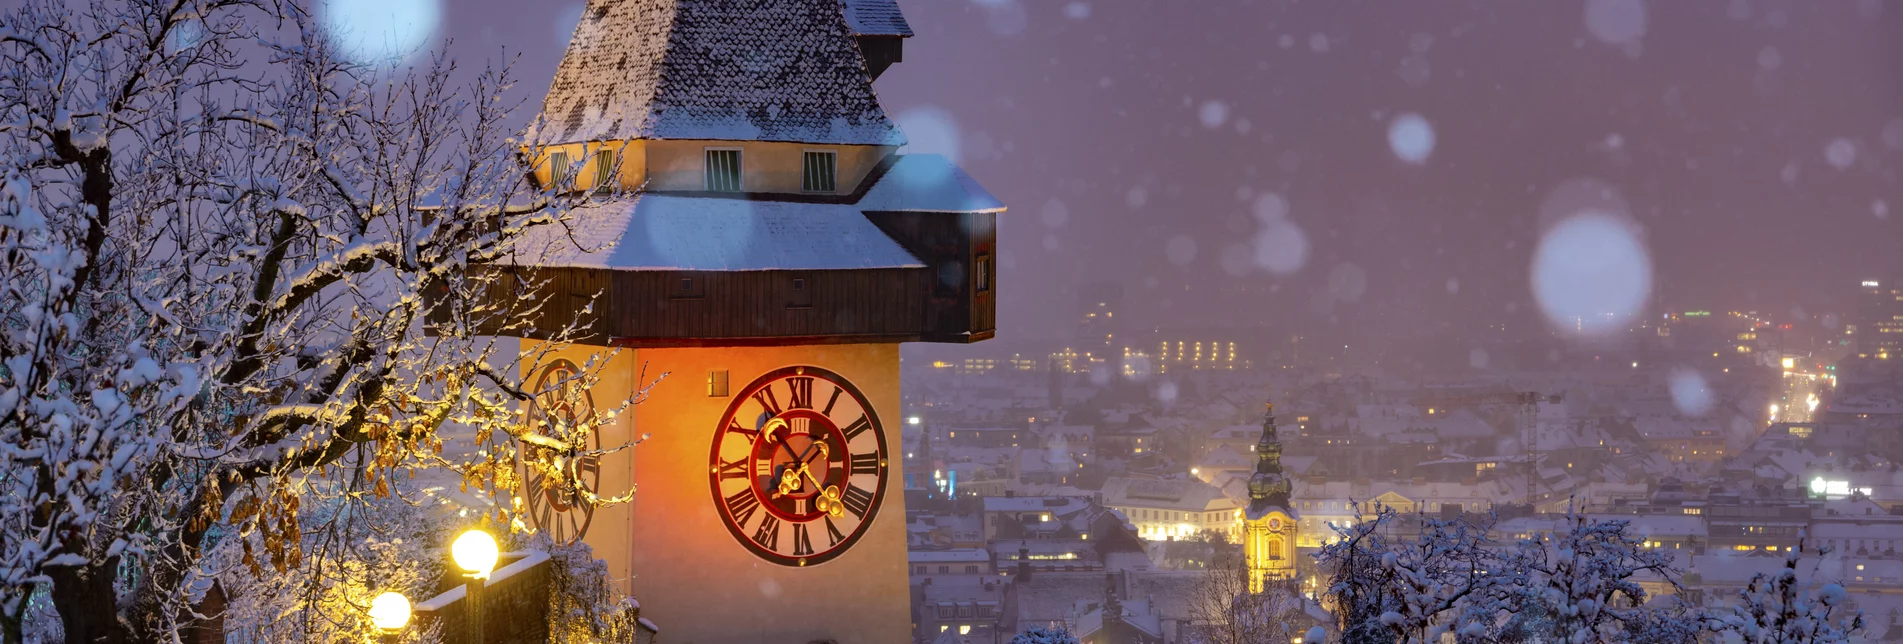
(520, 360), (600, 545)
(709, 366), (888, 567)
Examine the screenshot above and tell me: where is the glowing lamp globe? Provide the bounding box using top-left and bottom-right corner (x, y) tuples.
(451, 529), (500, 578)
(368, 591), (412, 631)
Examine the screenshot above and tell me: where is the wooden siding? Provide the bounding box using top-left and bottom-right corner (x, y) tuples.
(864, 211), (998, 342)
(474, 266), (943, 346)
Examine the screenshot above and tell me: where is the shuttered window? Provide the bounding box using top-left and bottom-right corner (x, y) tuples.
(594, 149), (616, 190)
(549, 150), (571, 189)
(705, 149), (743, 191)
(802, 150), (837, 192)
(975, 254), (992, 293)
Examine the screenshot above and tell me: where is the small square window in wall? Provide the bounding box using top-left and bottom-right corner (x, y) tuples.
(707, 370), (730, 397)
(802, 150), (837, 192)
(705, 148), (743, 191)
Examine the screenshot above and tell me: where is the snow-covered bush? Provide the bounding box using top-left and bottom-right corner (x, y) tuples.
(1503, 509), (1692, 643)
(1718, 534), (1864, 644)
(1011, 625), (1081, 644)
(1317, 502), (1709, 644)
(1317, 503), (1509, 644)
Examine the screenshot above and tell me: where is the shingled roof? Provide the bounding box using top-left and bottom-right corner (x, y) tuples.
(529, 0), (906, 146)
(843, 0), (912, 37)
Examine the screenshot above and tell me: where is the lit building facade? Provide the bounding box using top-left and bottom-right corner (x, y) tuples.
(1855, 279), (1903, 359)
(1243, 402), (1298, 592)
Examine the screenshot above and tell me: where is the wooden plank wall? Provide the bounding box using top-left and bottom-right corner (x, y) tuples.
(477, 265), (933, 343)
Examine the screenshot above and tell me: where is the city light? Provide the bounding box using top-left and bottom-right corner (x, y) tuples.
(906, 416), (921, 425)
(1781, 357), (1796, 370)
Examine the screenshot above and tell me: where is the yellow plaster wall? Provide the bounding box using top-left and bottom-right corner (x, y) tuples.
(524, 340), (910, 644)
(525, 140), (649, 192)
(643, 140), (893, 194)
(527, 140), (891, 195)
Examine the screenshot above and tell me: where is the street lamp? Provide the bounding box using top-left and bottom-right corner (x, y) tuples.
(369, 591), (411, 642)
(452, 529), (500, 578)
(451, 529), (500, 644)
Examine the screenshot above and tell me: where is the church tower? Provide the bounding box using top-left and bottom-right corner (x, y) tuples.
(479, 1), (1003, 641)
(1243, 401), (1298, 592)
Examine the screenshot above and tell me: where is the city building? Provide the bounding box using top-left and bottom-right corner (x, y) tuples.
(1242, 403), (1299, 590)
(487, 0), (1004, 641)
(1101, 477), (1242, 542)
(1077, 282), (1124, 357)
(1855, 278), (1903, 359)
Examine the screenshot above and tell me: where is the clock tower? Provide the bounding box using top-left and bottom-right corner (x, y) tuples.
(482, 0), (1003, 641)
(1244, 402), (1298, 592)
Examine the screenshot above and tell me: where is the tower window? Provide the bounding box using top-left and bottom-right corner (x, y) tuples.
(788, 275), (813, 309)
(550, 150), (571, 188)
(594, 148), (616, 190)
(705, 148), (743, 191)
(975, 254), (992, 293)
(803, 150), (838, 192)
(707, 370), (730, 397)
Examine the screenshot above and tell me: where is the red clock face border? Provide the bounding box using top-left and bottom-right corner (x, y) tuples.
(708, 365), (889, 567)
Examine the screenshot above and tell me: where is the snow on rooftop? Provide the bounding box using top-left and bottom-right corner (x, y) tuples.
(844, 0), (913, 37)
(513, 195), (923, 271)
(529, 0), (904, 145)
(856, 154), (1007, 214)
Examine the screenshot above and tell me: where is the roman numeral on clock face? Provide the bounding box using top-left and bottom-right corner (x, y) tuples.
(824, 515), (846, 547)
(716, 458), (749, 481)
(725, 488), (760, 528)
(792, 523), (814, 557)
(752, 387), (782, 417)
(726, 418), (758, 439)
(841, 484), (874, 519)
(842, 415), (872, 441)
(788, 377), (814, 409)
(822, 386), (843, 416)
(850, 451), (879, 476)
(752, 514), (780, 550)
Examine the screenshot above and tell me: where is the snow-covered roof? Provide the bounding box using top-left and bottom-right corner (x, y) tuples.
(909, 548), (990, 564)
(983, 496), (1087, 515)
(530, 0), (904, 145)
(843, 0), (913, 37)
(1101, 477), (1239, 512)
(855, 154), (1006, 213)
(513, 195), (923, 271)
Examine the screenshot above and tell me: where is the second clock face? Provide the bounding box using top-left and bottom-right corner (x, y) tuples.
(709, 366), (888, 567)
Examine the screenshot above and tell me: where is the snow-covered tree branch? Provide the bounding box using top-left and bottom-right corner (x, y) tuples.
(0, 0), (633, 640)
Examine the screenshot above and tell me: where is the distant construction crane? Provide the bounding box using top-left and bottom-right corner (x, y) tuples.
(1410, 391), (1564, 507)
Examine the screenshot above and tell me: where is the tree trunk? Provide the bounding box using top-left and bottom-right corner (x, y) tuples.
(48, 562), (130, 644)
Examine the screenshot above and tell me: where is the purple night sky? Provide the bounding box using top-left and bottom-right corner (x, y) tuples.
(386, 0), (1902, 350)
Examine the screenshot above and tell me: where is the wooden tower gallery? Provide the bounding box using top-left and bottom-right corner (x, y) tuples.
(484, 0), (1003, 641)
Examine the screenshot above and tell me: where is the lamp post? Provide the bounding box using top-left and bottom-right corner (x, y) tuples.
(451, 529), (500, 644)
(369, 591), (412, 643)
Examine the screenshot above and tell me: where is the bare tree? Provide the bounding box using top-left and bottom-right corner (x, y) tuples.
(0, 0), (632, 640)
(1185, 551), (1314, 644)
